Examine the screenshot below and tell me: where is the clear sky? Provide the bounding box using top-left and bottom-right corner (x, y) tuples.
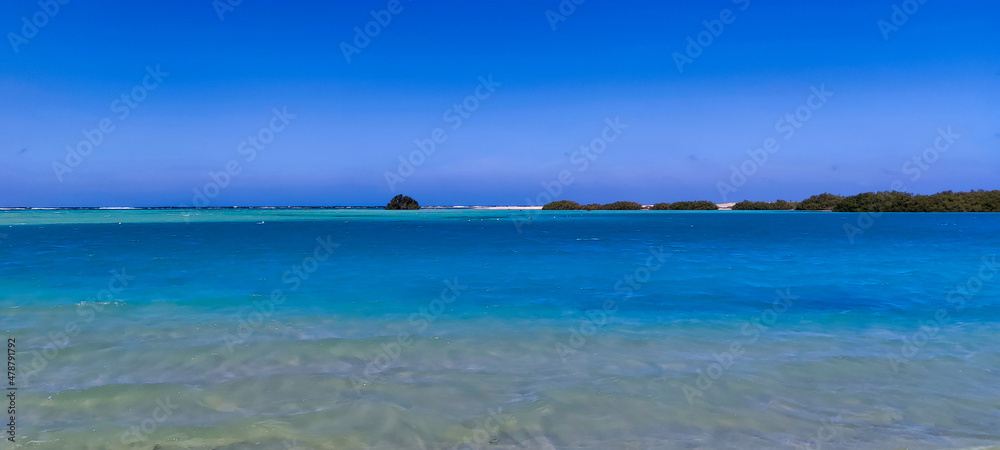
(2, 0), (998, 207)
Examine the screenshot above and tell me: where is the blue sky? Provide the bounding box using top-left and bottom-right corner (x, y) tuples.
(1, 0), (998, 206)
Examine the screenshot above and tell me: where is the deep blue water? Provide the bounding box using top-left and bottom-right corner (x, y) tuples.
(1, 209), (999, 449)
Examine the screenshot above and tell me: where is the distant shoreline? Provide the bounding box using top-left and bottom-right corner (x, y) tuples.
(541, 190), (1000, 213)
(2, 189), (999, 213)
(0, 204), (992, 212)
(0, 206), (547, 210)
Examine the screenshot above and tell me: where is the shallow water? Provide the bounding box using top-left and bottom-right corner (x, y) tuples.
(2, 209), (999, 449)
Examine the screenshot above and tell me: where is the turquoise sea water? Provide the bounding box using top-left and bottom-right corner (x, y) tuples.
(2, 209), (999, 449)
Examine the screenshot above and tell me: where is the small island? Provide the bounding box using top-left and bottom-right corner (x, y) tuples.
(542, 200), (644, 211)
(385, 194), (420, 210)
